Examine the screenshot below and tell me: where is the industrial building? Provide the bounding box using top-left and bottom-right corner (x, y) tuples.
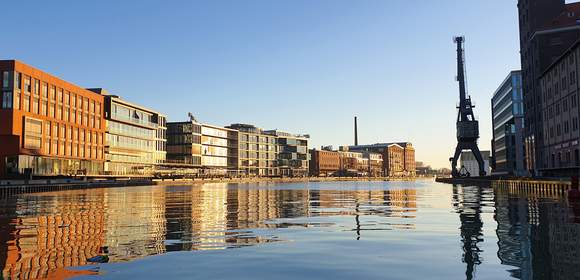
(309, 148), (340, 177)
(518, 0), (580, 175)
(491, 71), (526, 176)
(539, 39), (580, 176)
(349, 143), (415, 177)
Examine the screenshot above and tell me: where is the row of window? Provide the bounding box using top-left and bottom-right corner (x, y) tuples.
(201, 126), (228, 138)
(547, 117), (580, 139)
(201, 156), (227, 167)
(240, 134), (276, 144)
(106, 152), (156, 165)
(546, 149), (580, 168)
(1, 71), (103, 120)
(111, 103), (157, 128)
(239, 143), (275, 151)
(239, 151), (276, 160)
(543, 68), (577, 100)
(544, 94), (578, 120)
(106, 134), (156, 151)
(107, 120), (156, 140)
(23, 117), (104, 159)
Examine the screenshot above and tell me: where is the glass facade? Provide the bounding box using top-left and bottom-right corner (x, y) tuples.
(264, 130), (309, 177)
(227, 124), (278, 177)
(104, 96), (165, 176)
(491, 71), (526, 176)
(167, 121), (202, 166)
(200, 124), (235, 176)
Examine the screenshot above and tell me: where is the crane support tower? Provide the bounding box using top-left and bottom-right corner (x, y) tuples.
(449, 36), (486, 178)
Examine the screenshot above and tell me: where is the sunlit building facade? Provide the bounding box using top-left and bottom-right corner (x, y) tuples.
(95, 91), (166, 176)
(167, 120), (202, 167)
(227, 123), (278, 177)
(349, 143), (415, 177)
(201, 124), (238, 176)
(0, 60), (105, 177)
(309, 149), (340, 177)
(265, 130), (309, 177)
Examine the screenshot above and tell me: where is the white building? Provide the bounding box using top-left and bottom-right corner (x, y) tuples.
(460, 150), (491, 177)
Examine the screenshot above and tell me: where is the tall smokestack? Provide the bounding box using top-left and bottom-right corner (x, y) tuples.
(354, 116), (358, 146)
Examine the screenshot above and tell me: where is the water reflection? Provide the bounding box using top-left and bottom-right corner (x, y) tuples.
(453, 183), (580, 280)
(0, 183), (417, 279)
(2, 182), (580, 280)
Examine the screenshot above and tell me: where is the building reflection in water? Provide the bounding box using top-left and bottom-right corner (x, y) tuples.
(452, 184), (487, 280)
(494, 186), (580, 280)
(0, 184), (418, 279)
(453, 183), (580, 280)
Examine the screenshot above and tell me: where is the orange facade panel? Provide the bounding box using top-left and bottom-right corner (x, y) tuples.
(0, 60), (106, 177)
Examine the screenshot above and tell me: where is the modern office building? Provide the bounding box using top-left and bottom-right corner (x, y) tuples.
(226, 124), (277, 177)
(309, 148), (340, 177)
(460, 150), (491, 177)
(264, 130), (309, 177)
(0, 60), (105, 177)
(539, 40), (580, 176)
(349, 142), (415, 177)
(491, 71), (526, 176)
(166, 120), (203, 174)
(91, 90), (166, 176)
(201, 123), (238, 176)
(518, 0), (580, 174)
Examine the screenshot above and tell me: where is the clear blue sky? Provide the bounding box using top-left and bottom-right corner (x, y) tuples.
(1, 0), (523, 168)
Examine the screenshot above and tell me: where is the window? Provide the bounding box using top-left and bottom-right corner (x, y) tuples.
(15, 72), (21, 90)
(2, 91), (12, 109)
(49, 86), (55, 117)
(24, 76), (31, 92)
(24, 117), (43, 150)
(2, 71), (11, 89)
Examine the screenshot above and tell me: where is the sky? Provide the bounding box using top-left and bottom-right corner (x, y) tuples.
(0, 0), (523, 168)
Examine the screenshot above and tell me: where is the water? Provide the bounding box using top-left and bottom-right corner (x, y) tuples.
(1, 180), (579, 279)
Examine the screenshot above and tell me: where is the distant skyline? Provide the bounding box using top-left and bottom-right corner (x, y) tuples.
(1, 0), (524, 168)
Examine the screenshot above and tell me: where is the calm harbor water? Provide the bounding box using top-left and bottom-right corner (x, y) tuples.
(0, 180), (579, 279)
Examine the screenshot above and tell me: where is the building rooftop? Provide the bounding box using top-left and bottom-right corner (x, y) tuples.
(538, 2), (580, 31)
(349, 142), (413, 149)
(263, 129), (310, 139)
(90, 89), (165, 116)
(540, 35), (580, 77)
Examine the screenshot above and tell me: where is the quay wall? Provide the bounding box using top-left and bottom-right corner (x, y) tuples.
(0, 176), (420, 199)
(436, 177), (572, 195)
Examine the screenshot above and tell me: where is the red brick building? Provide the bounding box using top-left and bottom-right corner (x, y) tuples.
(309, 149), (340, 176)
(0, 60), (105, 177)
(349, 142), (416, 177)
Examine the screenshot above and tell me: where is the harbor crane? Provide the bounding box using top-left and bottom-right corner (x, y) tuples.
(449, 36), (486, 178)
